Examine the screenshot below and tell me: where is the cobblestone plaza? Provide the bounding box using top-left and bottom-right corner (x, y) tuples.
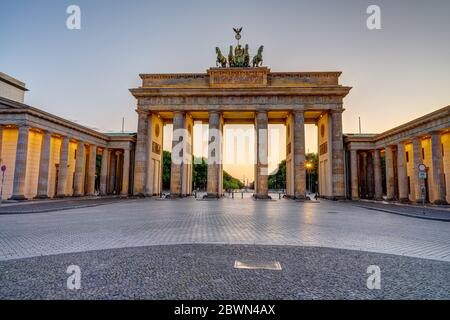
(0, 198), (449, 299)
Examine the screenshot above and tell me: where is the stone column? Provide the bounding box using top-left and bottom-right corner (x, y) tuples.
(56, 136), (70, 197)
(170, 111), (184, 196)
(109, 151), (117, 194)
(87, 145), (97, 196)
(255, 111), (269, 199)
(207, 111), (223, 198)
(133, 111), (148, 196)
(330, 111), (345, 199)
(100, 148), (109, 195)
(373, 149), (383, 200)
(412, 137), (422, 202)
(431, 132), (447, 204)
(397, 142), (409, 202)
(73, 141), (85, 196)
(0, 125), (3, 166)
(121, 148), (130, 196)
(36, 131), (52, 199)
(350, 149), (359, 200)
(385, 145), (395, 201)
(366, 151), (374, 198)
(293, 111), (306, 199)
(10, 126), (29, 200)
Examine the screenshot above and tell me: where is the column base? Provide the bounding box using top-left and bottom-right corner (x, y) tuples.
(55, 194), (67, 199)
(205, 193), (222, 199)
(399, 197), (410, 204)
(72, 193), (84, 197)
(322, 196), (346, 201)
(351, 197), (360, 201)
(34, 195), (49, 200)
(253, 194), (272, 200)
(433, 199), (448, 205)
(8, 195), (28, 201)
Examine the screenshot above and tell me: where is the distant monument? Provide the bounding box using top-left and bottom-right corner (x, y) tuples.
(215, 27), (264, 68)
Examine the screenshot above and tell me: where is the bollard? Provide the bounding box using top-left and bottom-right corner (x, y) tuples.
(241, 192), (243, 199)
(232, 192), (234, 199)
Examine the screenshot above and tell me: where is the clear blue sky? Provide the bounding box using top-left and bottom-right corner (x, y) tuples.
(1, 0), (449, 141)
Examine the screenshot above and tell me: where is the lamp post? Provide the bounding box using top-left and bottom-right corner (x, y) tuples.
(305, 161), (314, 194)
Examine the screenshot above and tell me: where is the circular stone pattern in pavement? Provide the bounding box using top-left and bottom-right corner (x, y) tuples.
(0, 244), (449, 300)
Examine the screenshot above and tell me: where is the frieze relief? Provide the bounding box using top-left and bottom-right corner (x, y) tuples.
(140, 95), (342, 106)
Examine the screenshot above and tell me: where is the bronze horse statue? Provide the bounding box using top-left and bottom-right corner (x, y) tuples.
(215, 47), (227, 68)
(228, 45), (235, 67)
(252, 45), (264, 67)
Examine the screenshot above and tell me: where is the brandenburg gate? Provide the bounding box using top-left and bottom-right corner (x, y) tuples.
(130, 30), (351, 199)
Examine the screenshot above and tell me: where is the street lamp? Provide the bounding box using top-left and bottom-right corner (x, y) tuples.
(305, 161), (314, 193)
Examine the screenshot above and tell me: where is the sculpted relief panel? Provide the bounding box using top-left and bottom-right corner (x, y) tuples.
(208, 67), (269, 88)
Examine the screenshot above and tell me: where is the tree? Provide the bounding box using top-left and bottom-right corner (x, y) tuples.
(162, 151), (243, 191)
(162, 151), (171, 190)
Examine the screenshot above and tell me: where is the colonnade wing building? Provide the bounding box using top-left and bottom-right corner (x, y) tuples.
(0, 73), (135, 200)
(0, 70), (449, 204)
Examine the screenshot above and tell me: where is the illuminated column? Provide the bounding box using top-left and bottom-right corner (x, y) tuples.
(330, 110), (345, 199)
(170, 111), (194, 196)
(109, 151), (117, 194)
(385, 145), (395, 201)
(10, 125), (29, 200)
(87, 145), (97, 195)
(373, 149), (383, 200)
(100, 148), (109, 195)
(397, 142), (409, 202)
(412, 137), (422, 202)
(207, 111), (223, 198)
(255, 110), (269, 199)
(36, 131), (52, 199)
(121, 148), (130, 196)
(73, 141), (85, 196)
(133, 111), (148, 196)
(56, 136), (70, 197)
(293, 111), (306, 199)
(0, 125), (3, 165)
(431, 131), (447, 204)
(350, 149), (359, 200)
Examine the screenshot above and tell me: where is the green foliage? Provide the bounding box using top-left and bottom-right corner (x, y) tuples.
(268, 153), (319, 192)
(223, 170), (244, 191)
(192, 156), (207, 190)
(268, 160), (286, 189)
(162, 151), (171, 190)
(162, 151), (244, 191)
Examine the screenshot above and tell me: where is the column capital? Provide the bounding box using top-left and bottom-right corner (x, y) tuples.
(329, 109), (344, 115)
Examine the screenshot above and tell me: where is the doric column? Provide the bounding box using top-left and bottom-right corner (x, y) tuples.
(109, 151), (117, 194)
(145, 114), (153, 196)
(431, 131), (447, 204)
(255, 110), (269, 199)
(373, 149), (383, 200)
(10, 125), (29, 200)
(350, 149), (359, 200)
(36, 131), (52, 199)
(0, 125), (3, 166)
(207, 111), (223, 198)
(56, 136), (70, 197)
(385, 145), (395, 201)
(121, 148), (130, 196)
(100, 148), (109, 195)
(412, 137), (422, 202)
(293, 111), (306, 199)
(170, 111), (184, 196)
(397, 142), (409, 202)
(133, 111), (148, 196)
(73, 141), (85, 196)
(330, 110), (345, 199)
(87, 145), (97, 195)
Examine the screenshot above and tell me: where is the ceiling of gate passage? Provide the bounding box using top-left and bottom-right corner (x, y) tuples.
(157, 111), (323, 124)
